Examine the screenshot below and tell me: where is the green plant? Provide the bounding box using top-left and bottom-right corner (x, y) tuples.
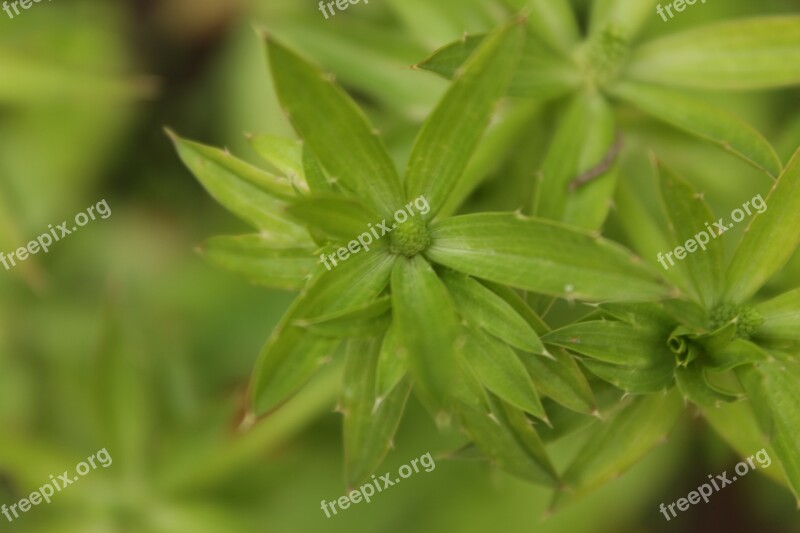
(170, 4), (800, 514)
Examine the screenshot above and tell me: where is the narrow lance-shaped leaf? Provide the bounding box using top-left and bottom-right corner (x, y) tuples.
(551, 390), (683, 510)
(168, 132), (308, 240)
(533, 91), (617, 230)
(457, 394), (559, 486)
(416, 35), (580, 101)
(460, 324), (548, 421)
(543, 321), (661, 366)
(295, 297), (392, 339)
(427, 213), (672, 302)
(405, 21), (524, 219)
(247, 134), (306, 189)
(755, 287), (800, 343)
(266, 36), (404, 218)
(610, 81), (782, 179)
(626, 16), (800, 90)
(656, 161), (725, 309)
(199, 235), (315, 290)
(500, 0), (580, 55)
(342, 337), (412, 487)
(250, 250), (395, 414)
(441, 270), (546, 355)
(737, 352), (800, 503)
(522, 348), (597, 415)
(376, 321), (408, 400)
(285, 194), (382, 243)
(725, 146), (800, 303)
(391, 256), (482, 420)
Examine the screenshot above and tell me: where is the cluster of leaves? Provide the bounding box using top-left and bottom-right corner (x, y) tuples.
(171, 0), (800, 510)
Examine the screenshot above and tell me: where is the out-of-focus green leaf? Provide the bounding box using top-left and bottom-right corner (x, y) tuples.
(416, 34), (580, 101)
(706, 338), (767, 373)
(170, 132), (299, 201)
(737, 352), (800, 503)
(522, 348), (596, 415)
(169, 132), (307, 239)
(391, 256), (481, 419)
(250, 250), (395, 414)
(461, 324), (547, 421)
(405, 21), (524, 219)
(295, 297), (391, 339)
(200, 235), (314, 290)
(427, 213), (671, 302)
(441, 270), (546, 355)
(755, 288), (800, 343)
(656, 162), (725, 309)
(552, 390), (682, 509)
(543, 321), (662, 366)
(247, 134), (305, 185)
(725, 147), (800, 302)
(589, 0), (658, 40)
(581, 357), (674, 394)
(597, 302), (675, 333)
(376, 322), (407, 400)
(702, 400), (788, 486)
(458, 394), (558, 486)
(610, 82), (782, 179)
(342, 337), (412, 487)
(500, 0), (580, 55)
(285, 194), (381, 243)
(626, 17), (800, 90)
(302, 144), (332, 193)
(266, 36), (404, 218)
(533, 91), (617, 230)
(674, 362), (740, 408)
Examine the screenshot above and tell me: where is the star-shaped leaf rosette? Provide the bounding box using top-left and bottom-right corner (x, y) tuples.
(168, 20), (675, 490)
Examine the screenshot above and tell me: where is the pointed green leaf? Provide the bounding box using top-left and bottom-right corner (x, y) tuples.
(342, 337), (412, 487)
(250, 250), (395, 414)
(461, 324), (547, 420)
(597, 302), (676, 333)
(376, 322), (408, 400)
(405, 21), (524, 219)
(391, 256), (482, 416)
(247, 134), (305, 187)
(266, 36), (404, 218)
(755, 288), (800, 343)
(501, 0), (580, 55)
(417, 34), (580, 100)
(302, 144), (332, 193)
(610, 82), (782, 178)
(737, 352), (800, 502)
(626, 16), (800, 90)
(533, 91), (618, 230)
(458, 394), (558, 486)
(169, 132), (307, 236)
(702, 400), (788, 486)
(705, 338), (767, 373)
(552, 390), (683, 509)
(295, 297), (391, 338)
(581, 357), (674, 394)
(427, 213), (671, 302)
(725, 147), (800, 302)
(200, 235), (315, 290)
(675, 362), (740, 408)
(522, 348), (596, 415)
(441, 270), (546, 355)
(543, 321), (663, 366)
(285, 194), (382, 243)
(656, 162), (725, 309)
(482, 281), (551, 335)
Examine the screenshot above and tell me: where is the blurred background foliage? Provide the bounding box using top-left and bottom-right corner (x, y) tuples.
(0, 0), (798, 531)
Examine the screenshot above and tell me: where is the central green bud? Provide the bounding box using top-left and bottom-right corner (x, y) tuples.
(710, 304), (764, 340)
(389, 217), (431, 257)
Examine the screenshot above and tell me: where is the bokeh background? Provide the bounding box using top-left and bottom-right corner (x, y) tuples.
(1, 0), (799, 531)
